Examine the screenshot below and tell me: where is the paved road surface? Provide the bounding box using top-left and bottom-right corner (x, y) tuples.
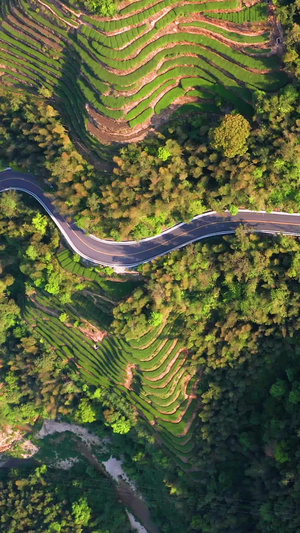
(2, 170), (300, 268)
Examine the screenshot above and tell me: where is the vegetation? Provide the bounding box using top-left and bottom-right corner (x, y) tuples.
(207, 3), (268, 22)
(112, 228), (300, 531)
(98, 84), (300, 239)
(211, 113), (251, 158)
(3, 194), (300, 530)
(275, 0), (300, 77)
(83, 0), (117, 16)
(0, 0), (286, 147)
(1, 0), (300, 531)
(1, 81), (299, 240)
(0, 463), (130, 531)
(0, 194), (192, 530)
(23, 279), (196, 456)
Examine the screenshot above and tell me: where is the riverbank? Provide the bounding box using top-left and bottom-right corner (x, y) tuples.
(1, 420), (158, 533)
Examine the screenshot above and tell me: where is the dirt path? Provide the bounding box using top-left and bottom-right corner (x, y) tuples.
(13, 0), (66, 44)
(145, 348), (186, 382)
(6, 12), (63, 50)
(82, 288), (116, 305)
(108, 0), (243, 24)
(36, 0), (79, 28)
(178, 24), (271, 49)
(56, 0), (82, 18)
(78, 321), (107, 343)
(123, 363), (136, 389)
(181, 14), (269, 35)
(148, 366), (186, 394)
(30, 296), (60, 318)
(144, 340), (178, 368)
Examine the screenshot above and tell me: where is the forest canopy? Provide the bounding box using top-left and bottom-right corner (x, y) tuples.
(0, 463), (130, 532)
(1, 0), (300, 531)
(113, 228), (300, 531)
(1, 84), (300, 241)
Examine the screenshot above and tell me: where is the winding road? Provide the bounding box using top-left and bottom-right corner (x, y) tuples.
(2, 170), (300, 268)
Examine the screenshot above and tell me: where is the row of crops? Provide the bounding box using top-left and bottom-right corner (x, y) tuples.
(207, 3), (268, 22)
(30, 248), (197, 463)
(0, 0), (110, 156)
(24, 287), (197, 465)
(83, 0), (241, 30)
(37, 249), (197, 463)
(57, 249), (141, 300)
(0, 0), (288, 142)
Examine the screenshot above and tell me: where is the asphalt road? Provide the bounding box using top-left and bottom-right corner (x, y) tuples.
(2, 170), (300, 268)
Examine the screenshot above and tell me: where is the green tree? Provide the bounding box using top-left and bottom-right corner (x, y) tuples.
(84, 0), (117, 16)
(0, 190), (20, 218)
(270, 380), (287, 398)
(111, 417), (131, 434)
(45, 272), (62, 294)
(26, 244), (39, 261)
(157, 146), (171, 162)
(32, 213), (48, 235)
(150, 311), (163, 326)
(72, 497), (91, 526)
(75, 398), (97, 423)
(211, 113), (251, 158)
(59, 312), (69, 322)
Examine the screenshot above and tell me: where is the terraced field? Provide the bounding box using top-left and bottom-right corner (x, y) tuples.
(57, 249), (141, 300)
(0, 0), (288, 147)
(23, 249), (197, 466)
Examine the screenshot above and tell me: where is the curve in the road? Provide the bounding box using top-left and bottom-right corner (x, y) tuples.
(2, 170), (300, 268)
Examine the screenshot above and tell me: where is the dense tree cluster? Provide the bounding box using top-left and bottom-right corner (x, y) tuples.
(0, 463), (129, 532)
(0, 193), (134, 430)
(210, 113), (251, 158)
(276, 0), (300, 76)
(102, 83), (300, 239)
(113, 229), (300, 531)
(0, 198), (190, 533)
(1, 82), (300, 241)
(0, 90), (105, 233)
(0, 189), (79, 304)
(0, 193), (85, 424)
(63, 0), (118, 16)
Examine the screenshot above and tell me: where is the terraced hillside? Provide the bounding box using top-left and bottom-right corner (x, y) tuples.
(0, 0), (288, 147)
(23, 249), (197, 467)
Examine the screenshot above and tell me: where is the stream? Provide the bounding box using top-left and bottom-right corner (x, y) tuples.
(2, 420), (159, 533)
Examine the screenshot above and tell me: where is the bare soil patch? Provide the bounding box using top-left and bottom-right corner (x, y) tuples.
(123, 363), (136, 389)
(78, 321), (107, 343)
(0, 427), (24, 453)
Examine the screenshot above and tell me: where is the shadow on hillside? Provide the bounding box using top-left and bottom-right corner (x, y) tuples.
(56, 35), (114, 167)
